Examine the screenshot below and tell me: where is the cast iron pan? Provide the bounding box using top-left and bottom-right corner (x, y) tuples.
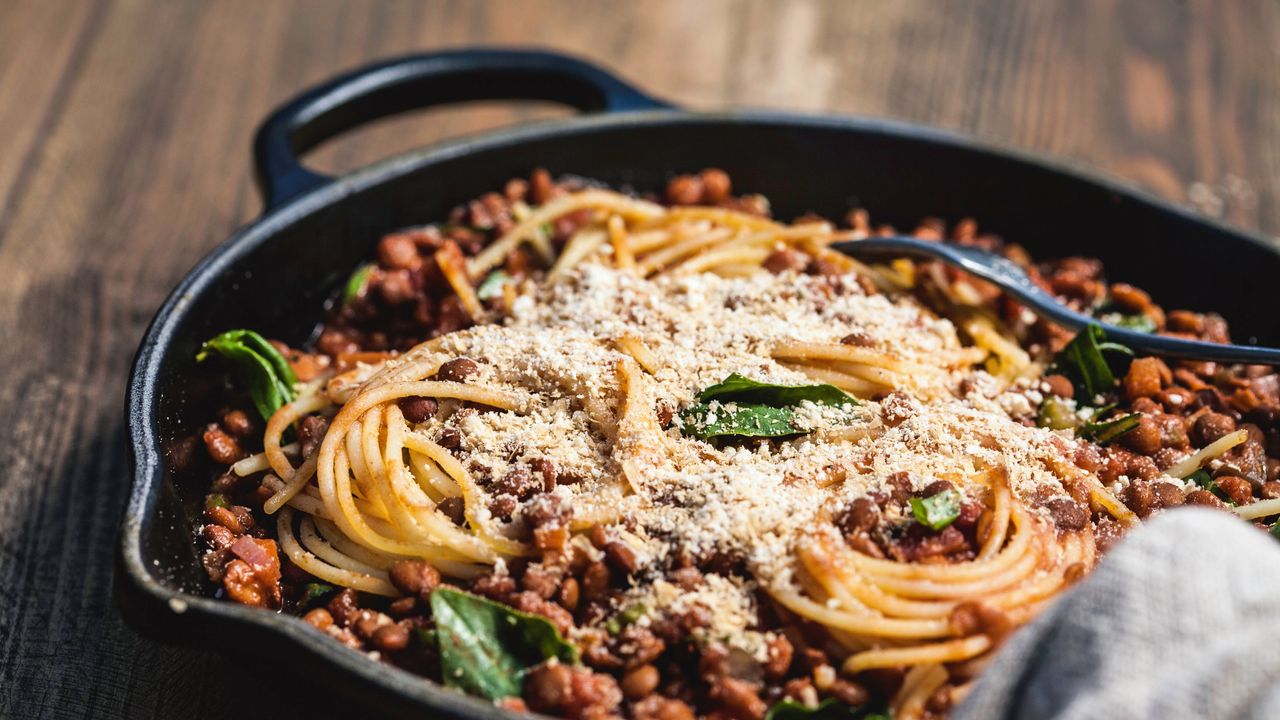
(119, 48), (1280, 717)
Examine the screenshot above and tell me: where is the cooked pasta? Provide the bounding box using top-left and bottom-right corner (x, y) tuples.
(187, 168), (1280, 720)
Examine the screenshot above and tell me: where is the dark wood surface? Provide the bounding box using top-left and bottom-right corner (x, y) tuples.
(3, 1), (1279, 717)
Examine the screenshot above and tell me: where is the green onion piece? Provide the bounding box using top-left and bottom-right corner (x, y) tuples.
(297, 582), (336, 612)
(1037, 397), (1081, 431)
(1077, 412), (1141, 445)
(476, 270), (511, 301)
(342, 263), (374, 305)
(1099, 312), (1157, 334)
(910, 488), (962, 531)
(604, 603), (648, 635)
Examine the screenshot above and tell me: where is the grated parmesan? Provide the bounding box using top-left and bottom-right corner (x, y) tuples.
(374, 263), (1083, 653)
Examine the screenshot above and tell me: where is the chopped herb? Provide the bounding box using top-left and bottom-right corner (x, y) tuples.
(342, 263), (374, 305)
(910, 488), (962, 531)
(476, 270), (511, 301)
(765, 698), (890, 720)
(1099, 311), (1157, 334)
(1036, 396), (1081, 431)
(430, 587), (578, 700)
(1077, 412), (1141, 445)
(678, 374), (856, 441)
(1188, 468), (1234, 504)
(204, 493), (230, 510)
(197, 329), (298, 420)
(1271, 522), (1280, 541)
(296, 582), (336, 612)
(604, 603), (648, 635)
(1051, 325), (1133, 400)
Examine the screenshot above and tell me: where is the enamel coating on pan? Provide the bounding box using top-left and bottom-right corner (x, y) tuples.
(119, 48), (1280, 717)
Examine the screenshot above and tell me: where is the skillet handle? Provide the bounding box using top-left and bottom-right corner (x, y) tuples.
(252, 48), (672, 209)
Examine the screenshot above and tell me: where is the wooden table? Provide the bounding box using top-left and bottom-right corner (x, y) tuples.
(2, 1), (1277, 717)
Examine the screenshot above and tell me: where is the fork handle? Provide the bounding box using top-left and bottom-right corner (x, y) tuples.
(832, 237), (1280, 366)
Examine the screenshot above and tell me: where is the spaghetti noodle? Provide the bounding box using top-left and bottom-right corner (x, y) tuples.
(191, 170), (1280, 720)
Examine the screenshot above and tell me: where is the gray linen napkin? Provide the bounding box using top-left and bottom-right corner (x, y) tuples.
(955, 507), (1280, 720)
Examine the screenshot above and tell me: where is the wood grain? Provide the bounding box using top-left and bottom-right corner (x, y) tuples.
(1, 1), (1277, 717)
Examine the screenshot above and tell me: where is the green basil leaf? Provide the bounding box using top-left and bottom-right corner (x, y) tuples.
(695, 373), (855, 407)
(910, 488), (962, 531)
(1051, 325), (1133, 400)
(431, 586), (578, 700)
(1270, 522), (1280, 541)
(1187, 468), (1233, 504)
(1186, 469), (1212, 488)
(765, 698), (889, 720)
(1077, 412), (1141, 445)
(342, 263), (374, 305)
(679, 374), (856, 440)
(476, 270), (511, 301)
(679, 403), (803, 439)
(197, 329), (298, 421)
(296, 582), (335, 613)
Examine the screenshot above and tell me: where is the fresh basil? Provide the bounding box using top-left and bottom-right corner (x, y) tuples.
(1077, 412), (1140, 445)
(1051, 325), (1133, 400)
(910, 488), (962, 531)
(766, 698), (889, 720)
(197, 329), (298, 421)
(1187, 469), (1213, 488)
(678, 374), (856, 440)
(296, 582), (335, 612)
(693, 373), (854, 407)
(604, 603), (648, 635)
(430, 586), (578, 700)
(1187, 469), (1233, 504)
(1270, 521), (1280, 541)
(680, 403), (805, 439)
(476, 270), (511, 301)
(342, 263), (374, 305)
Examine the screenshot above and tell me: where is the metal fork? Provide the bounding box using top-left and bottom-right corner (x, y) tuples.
(830, 236), (1280, 365)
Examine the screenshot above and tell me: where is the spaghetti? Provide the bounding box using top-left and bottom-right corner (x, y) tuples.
(192, 169), (1280, 720)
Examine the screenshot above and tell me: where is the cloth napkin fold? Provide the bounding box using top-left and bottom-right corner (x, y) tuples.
(955, 507), (1280, 719)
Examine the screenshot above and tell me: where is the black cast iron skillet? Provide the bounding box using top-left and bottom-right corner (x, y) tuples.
(120, 48), (1280, 717)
